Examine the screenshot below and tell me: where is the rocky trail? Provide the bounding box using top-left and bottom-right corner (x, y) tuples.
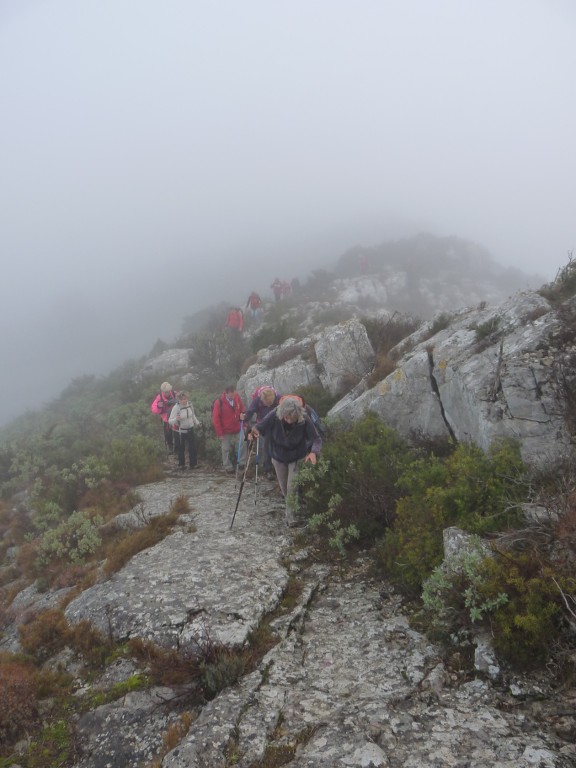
(6, 464), (575, 767)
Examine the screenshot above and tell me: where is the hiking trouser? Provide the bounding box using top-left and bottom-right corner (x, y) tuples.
(162, 420), (174, 451)
(177, 429), (197, 468)
(220, 432), (247, 470)
(271, 458), (300, 525)
(262, 432), (273, 473)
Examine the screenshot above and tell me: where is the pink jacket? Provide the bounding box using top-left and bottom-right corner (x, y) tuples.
(151, 390), (177, 423)
(212, 391), (245, 437)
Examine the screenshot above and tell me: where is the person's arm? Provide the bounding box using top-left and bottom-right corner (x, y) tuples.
(249, 409), (274, 439)
(241, 397), (258, 423)
(212, 399), (223, 437)
(190, 404), (201, 427)
(304, 419), (322, 462)
(168, 404), (180, 427)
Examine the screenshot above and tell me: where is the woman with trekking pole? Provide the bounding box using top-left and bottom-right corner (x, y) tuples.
(248, 396), (321, 528)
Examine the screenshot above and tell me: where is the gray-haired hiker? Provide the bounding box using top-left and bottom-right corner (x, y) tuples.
(248, 397), (321, 527)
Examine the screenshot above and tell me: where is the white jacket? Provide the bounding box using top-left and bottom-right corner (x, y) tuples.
(169, 402), (200, 431)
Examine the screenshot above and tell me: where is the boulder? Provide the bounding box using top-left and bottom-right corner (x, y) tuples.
(330, 292), (575, 469)
(238, 318), (374, 402)
(139, 349), (193, 379)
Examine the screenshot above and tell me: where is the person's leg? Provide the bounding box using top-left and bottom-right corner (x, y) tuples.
(163, 421), (173, 452)
(221, 434), (233, 470)
(177, 432), (185, 468)
(173, 430), (181, 457)
(188, 431), (197, 467)
(263, 433), (273, 475)
(284, 461), (300, 525)
(271, 459), (289, 497)
(236, 433), (248, 467)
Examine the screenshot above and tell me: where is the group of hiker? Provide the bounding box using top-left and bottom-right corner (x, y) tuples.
(224, 280), (296, 339)
(151, 382), (322, 527)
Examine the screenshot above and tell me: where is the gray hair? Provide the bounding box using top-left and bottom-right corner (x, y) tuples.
(276, 397), (305, 422)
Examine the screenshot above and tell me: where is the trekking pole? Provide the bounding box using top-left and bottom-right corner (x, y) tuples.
(234, 421), (244, 488)
(254, 436), (260, 505)
(230, 439), (255, 530)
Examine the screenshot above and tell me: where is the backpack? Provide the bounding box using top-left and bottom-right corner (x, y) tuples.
(278, 395), (325, 436)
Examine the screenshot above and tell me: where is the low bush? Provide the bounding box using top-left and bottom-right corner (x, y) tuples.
(0, 659), (39, 746)
(250, 319), (299, 352)
(539, 251), (576, 304)
(479, 552), (575, 668)
(471, 316), (501, 342)
(36, 509), (104, 570)
(106, 436), (164, 483)
(19, 608), (71, 662)
(297, 413), (416, 554)
(361, 314), (420, 360)
(421, 537), (509, 640)
(375, 440), (526, 594)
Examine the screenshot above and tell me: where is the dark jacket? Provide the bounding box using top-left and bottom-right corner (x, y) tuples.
(254, 408), (321, 464)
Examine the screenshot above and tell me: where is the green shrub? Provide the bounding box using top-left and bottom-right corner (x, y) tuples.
(538, 252), (576, 304)
(471, 316), (501, 342)
(430, 312), (453, 335)
(297, 413), (416, 553)
(36, 509), (104, 569)
(250, 319), (299, 352)
(479, 553), (576, 668)
(106, 436), (163, 483)
(421, 538), (508, 637)
(25, 719), (76, 768)
(376, 440), (526, 594)
(361, 314), (420, 359)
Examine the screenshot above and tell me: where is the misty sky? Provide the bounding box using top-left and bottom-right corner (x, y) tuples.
(1, 1), (575, 426)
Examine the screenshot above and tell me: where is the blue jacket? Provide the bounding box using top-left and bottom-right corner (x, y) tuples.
(254, 408), (322, 464)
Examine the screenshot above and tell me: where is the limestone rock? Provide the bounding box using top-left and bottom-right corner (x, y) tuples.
(330, 291), (574, 469)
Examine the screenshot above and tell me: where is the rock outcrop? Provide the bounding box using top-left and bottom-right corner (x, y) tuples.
(238, 317), (375, 402)
(330, 292), (576, 468)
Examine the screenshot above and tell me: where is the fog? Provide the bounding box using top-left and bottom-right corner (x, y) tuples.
(1, 1), (575, 426)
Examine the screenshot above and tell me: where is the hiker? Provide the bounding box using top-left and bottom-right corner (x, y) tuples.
(280, 280), (291, 299)
(241, 385), (280, 478)
(245, 291), (263, 326)
(169, 391), (201, 469)
(212, 385), (247, 472)
(271, 277), (283, 302)
(150, 382), (178, 453)
(248, 396), (321, 527)
(225, 307), (244, 340)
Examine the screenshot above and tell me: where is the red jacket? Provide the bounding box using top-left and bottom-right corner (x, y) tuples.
(226, 309), (244, 331)
(212, 391), (245, 437)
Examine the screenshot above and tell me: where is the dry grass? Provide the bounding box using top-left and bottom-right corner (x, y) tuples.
(103, 505), (184, 576)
